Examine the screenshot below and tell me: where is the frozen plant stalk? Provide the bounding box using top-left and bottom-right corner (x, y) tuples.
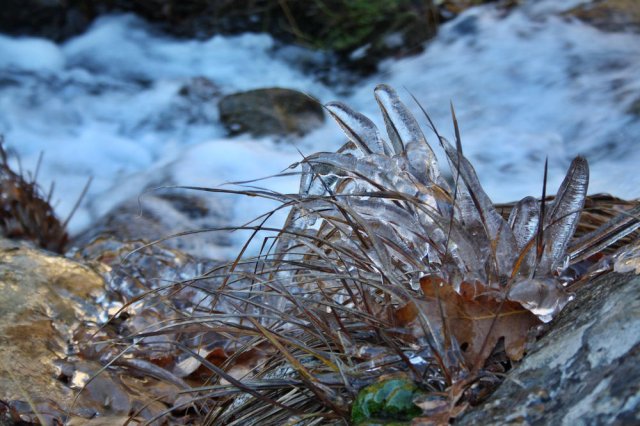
(277, 84), (589, 323)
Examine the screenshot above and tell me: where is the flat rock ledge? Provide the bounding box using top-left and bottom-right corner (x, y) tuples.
(458, 271), (640, 425)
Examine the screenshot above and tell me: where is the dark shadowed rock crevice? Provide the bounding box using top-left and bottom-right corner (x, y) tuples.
(0, 0), (439, 74)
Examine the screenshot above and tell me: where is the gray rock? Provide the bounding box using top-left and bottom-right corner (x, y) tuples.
(218, 88), (324, 138)
(458, 271), (640, 425)
(75, 188), (234, 258)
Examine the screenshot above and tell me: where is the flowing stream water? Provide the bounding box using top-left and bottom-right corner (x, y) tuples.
(1, 0), (639, 258)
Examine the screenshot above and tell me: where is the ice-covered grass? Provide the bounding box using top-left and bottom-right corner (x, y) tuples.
(0, 0), (638, 257)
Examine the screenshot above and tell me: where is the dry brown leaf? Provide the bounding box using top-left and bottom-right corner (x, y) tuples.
(184, 345), (272, 385)
(398, 276), (540, 367)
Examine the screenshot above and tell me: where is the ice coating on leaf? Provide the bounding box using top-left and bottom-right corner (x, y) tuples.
(350, 197), (485, 282)
(302, 152), (441, 216)
(373, 84), (440, 186)
(373, 84), (407, 154)
(508, 196), (539, 251)
(297, 140), (371, 201)
(298, 154), (343, 196)
(440, 138), (518, 280)
(405, 140), (444, 188)
(325, 101), (391, 156)
(440, 136), (486, 240)
(536, 157), (589, 276)
(373, 84), (427, 148)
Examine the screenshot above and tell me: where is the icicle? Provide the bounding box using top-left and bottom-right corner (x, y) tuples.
(373, 84), (441, 186)
(508, 196), (540, 251)
(536, 157), (589, 276)
(509, 195), (540, 278)
(325, 101), (392, 156)
(507, 196), (540, 277)
(440, 138), (518, 279)
(440, 136), (483, 233)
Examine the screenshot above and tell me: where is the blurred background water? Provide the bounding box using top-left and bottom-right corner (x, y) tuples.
(0, 0), (638, 257)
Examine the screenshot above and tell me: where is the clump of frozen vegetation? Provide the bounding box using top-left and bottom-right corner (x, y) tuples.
(100, 85), (640, 425)
(171, 85), (614, 424)
(279, 84), (588, 324)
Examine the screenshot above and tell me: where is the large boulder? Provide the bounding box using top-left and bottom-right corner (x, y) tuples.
(218, 88), (325, 138)
(458, 271), (640, 425)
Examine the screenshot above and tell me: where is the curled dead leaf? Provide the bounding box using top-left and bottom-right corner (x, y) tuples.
(397, 276), (541, 367)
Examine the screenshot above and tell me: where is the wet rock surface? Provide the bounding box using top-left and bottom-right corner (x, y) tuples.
(0, 236), (217, 424)
(458, 271), (640, 425)
(75, 187), (234, 258)
(218, 87), (325, 138)
(564, 0), (640, 33)
(0, 238), (104, 422)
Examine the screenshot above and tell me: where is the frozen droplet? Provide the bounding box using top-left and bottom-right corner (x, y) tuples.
(509, 278), (572, 323)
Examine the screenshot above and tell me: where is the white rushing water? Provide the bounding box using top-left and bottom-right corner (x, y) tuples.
(1, 1), (639, 257)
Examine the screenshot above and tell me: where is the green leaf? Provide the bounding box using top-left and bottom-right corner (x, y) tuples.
(351, 378), (423, 424)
